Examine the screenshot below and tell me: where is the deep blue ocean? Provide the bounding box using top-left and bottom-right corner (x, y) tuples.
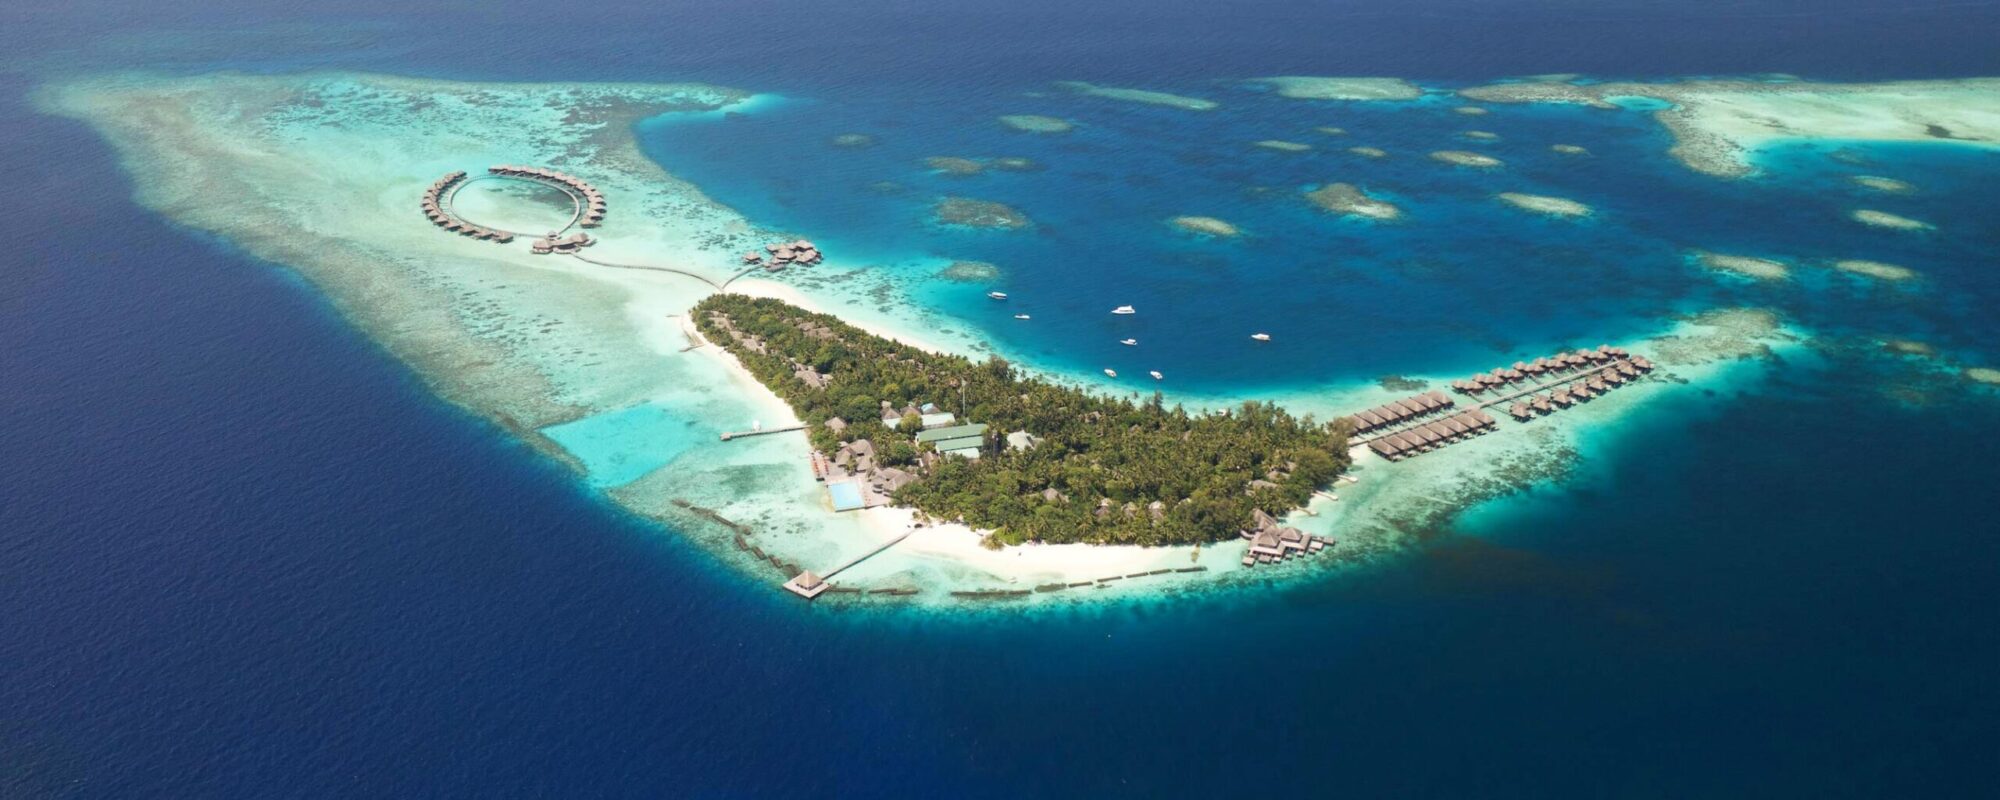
(5, 1), (1999, 796)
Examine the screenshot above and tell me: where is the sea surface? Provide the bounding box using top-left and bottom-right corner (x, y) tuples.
(5, 1), (2000, 796)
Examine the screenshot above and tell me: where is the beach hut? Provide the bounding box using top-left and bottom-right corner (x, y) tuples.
(1509, 403), (1533, 421)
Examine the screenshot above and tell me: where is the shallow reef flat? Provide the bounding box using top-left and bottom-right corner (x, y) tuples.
(1430, 150), (1503, 168)
(936, 260), (1003, 282)
(1055, 80), (1217, 111)
(1495, 192), (1590, 217)
(1347, 146), (1388, 158)
(998, 114), (1074, 133)
(1306, 182), (1401, 220)
(1691, 250), (1789, 281)
(1967, 367), (2000, 386)
(1850, 209), (1934, 231)
(1247, 76), (1423, 101)
(1851, 175), (1916, 194)
(1255, 139), (1311, 152)
(924, 156), (986, 175)
(1169, 215), (1242, 237)
(1460, 77), (2000, 178)
(933, 196), (1032, 229)
(1550, 144), (1590, 155)
(1830, 259), (1919, 281)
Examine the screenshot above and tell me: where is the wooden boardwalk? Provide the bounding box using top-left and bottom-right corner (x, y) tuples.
(719, 424), (806, 441)
(785, 528), (918, 600)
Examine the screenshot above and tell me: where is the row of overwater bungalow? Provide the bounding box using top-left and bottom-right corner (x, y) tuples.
(1363, 408), (1499, 461)
(1504, 354), (1655, 420)
(1342, 390), (1457, 435)
(488, 165), (608, 227)
(1449, 344), (1649, 396)
(420, 171), (515, 242)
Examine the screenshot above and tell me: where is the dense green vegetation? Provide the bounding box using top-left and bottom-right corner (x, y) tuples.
(693, 294), (1350, 546)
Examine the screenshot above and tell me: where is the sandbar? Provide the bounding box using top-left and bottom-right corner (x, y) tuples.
(1495, 192), (1591, 217)
(1055, 81), (1218, 111)
(1966, 367), (2000, 386)
(1256, 139), (1312, 152)
(1691, 250), (1788, 281)
(999, 114), (1074, 133)
(1306, 183), (1401, 220)
(933, 196), (1032, 229)
(1431, 150), (1503, 168)
(1850, 209), (1933, 230)
(1454, 106), (1489, 116)
(1248, 76), (1423, 101)
(1460, 77), (2000, 178)
(1831, 259), (1919, 281)
(1461, 130), (1500, 141)
(1169, 215), (1242, 237)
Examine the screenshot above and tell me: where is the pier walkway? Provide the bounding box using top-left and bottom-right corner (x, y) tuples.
(719, 424), (806, 441)
(785, 528), (919, 599)
(566, 253), (724, 290)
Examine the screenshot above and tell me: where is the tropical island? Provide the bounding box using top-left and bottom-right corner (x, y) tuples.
(693, 294), (1351, 547)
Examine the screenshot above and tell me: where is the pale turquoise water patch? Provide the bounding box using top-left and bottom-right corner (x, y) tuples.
(541, 401), (709, 487)
(1605, 95), (1674, 112)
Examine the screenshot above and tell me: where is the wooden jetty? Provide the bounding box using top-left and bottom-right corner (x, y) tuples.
(785, 528), (918, 600)
(720, 424), (807, 441)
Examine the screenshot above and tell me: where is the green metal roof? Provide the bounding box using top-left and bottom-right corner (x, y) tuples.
(929, 435), (985, 453)
(915, 423), (988, 443)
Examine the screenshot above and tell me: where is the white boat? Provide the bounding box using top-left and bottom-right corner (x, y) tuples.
(1103, 369), (1118, 378)
(987, 291), (1008, 300)
(1251, 333), (1272, 341)
(1149, 370), (1164, 380)
(1013, 314), (1031, 320)
(1120, 338), (1138, 346)
(1111, 305), (1136, 315)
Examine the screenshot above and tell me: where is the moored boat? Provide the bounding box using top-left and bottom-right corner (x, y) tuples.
(1251, 333), (1272, 341)
(987, 291), (1008, 300)
(1103, 368), (1118, 378)
(1120, 338), (1138, 346)
(1013, 313), (1031, 320)
(1111, 305), (1136, 315)
(1149, 370), (1163, 380)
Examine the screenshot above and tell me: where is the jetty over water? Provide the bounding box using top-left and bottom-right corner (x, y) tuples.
(785, 528), (918, 599)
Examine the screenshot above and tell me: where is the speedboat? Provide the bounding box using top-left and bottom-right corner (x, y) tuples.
(1103, 369), (1118, 378)
(987, 291), (1008, 300)
(1149, 370), (1164, 380)
(1013, 314), (1031, 320)
(1111, 305), (1136, 315)
(1120, 338), (1138, 346)
(1250, 333), (1272, 341)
